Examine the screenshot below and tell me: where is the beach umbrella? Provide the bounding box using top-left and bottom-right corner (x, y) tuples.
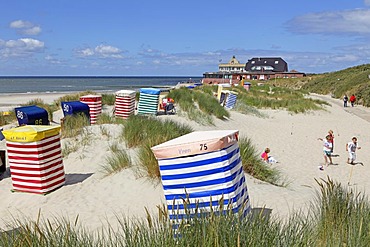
(115, 90), (136, 119)
(2, 125), (65, 194)
(137, 88), (161, 115)
(151, 130), (250, 226)
(80, 95), (102, 124)
(14, 105), (49, 126)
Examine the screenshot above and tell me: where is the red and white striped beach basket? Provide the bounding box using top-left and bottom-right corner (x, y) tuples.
(2, 125), (65, 194)
(115, 90), (136, 119)
(80, 95), (102, 124)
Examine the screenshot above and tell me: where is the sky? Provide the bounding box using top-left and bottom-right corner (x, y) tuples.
(1, 0), (370, 76)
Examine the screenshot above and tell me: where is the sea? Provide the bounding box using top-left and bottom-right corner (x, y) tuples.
(0, 76), (202, 95)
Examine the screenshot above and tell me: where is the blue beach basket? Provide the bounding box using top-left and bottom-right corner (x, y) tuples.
(225, 92), (237, 109)
(15, 105), (49, 126)
(151, 130), (250, 225)
(61, 101), (90, 120)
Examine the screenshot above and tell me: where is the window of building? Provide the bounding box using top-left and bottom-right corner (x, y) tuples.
(275, 61), (279, 64)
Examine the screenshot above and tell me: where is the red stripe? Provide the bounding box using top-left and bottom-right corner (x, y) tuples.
(11, 172), (65, 184)
(10, 159), (62, 171)
(9, 151), (61, 161)
(7, 143), (61, 155)
(7, 138), (60, 150)
(13, 178), (65, 192)
(11, 166), (64, 178)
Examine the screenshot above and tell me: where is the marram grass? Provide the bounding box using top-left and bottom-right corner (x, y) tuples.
(1, 178), (370, 246)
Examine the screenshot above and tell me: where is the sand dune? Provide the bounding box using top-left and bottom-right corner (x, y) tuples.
(0, 93), (369, 232)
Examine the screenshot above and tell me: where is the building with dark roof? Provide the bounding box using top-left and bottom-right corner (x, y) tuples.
(202, 56), (305, 85)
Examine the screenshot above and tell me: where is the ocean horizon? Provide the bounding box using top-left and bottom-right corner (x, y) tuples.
(0, 76), (202, 94)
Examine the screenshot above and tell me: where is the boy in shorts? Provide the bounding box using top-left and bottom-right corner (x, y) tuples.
(346, 137), (361, 164)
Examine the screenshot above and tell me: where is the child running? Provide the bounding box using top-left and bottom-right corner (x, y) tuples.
(318, 135), (333, 170)
(346, 137), (361, 164)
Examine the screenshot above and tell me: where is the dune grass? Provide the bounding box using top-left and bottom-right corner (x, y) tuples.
(121, 115), (193, 178)
(238, 137), (282, 185)
(167, 87), (228, 125)
(101, 93), (115, 105)
(0, 112), (15, 126)
(102, 149), (132, 175)
(232, 84), (329, 113)
(61, 113), (90, 138)
(1, 178), (369, 246)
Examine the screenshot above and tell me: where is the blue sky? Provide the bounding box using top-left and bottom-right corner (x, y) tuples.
(1, 0), (370, 76)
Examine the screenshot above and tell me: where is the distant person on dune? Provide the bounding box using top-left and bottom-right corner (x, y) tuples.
(343, 94), (348, 107)
(349, 94), (356, 107)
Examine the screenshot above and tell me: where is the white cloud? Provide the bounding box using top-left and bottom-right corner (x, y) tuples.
(286, 9), (370, 35)
(0, 38), (44, 57)
(365, 0), (370, 6)
(75, 45), (123, 58)
(10, 20), (42, 35)
(94, 45), (122, 58)
(10, 20), (33, 29)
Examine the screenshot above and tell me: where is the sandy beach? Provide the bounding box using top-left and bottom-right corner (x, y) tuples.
(0, 92), (369, 232)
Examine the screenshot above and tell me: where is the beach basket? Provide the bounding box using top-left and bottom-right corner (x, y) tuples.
(61, 101), (90, 123)
(151, 130), (250, 225)
(243, 82), (251, 91)
(80, 95), (102, 124)
(225, 92), (237, 109)
(115, 90), (136, 119)
(15, 105), (49, 126)
(137, 88), (161, 115)
(2, 125), (65, 194)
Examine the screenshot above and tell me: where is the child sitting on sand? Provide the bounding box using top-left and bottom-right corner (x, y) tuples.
(261, 148), (278, 164)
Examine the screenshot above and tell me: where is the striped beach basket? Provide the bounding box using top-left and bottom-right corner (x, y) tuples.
(137, 88), (161, 115)
(151, 130), (250, 225)
(2, 125), (65, 194)
(115, 90), (136, 119)
(225, 92), (237, 109)
(80, 95), (102, 124)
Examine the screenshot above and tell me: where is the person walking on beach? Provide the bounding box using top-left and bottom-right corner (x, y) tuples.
(349, 94), (356, 107)
(346, 137), (361, 164)
(343, 95), (348, 107)
(318, 135), (333, 169)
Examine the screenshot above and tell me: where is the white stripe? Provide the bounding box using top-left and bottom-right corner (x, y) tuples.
(9, 153), (62, 165)
(159, 152), (240, 176)
(163, 172), (246, 195)
(10, 157), (62, 169)
(7, 140), (61, 152)
(12, 172), (65, 186)
(161, 161), (242, 186)
(13, 181), (65, 193)
(8, 147), (61, 159)
(11, 168), (65, 181)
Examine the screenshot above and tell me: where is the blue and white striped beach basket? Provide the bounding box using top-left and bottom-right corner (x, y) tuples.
(225, 92), (237, 109)
(151, 130), (250, 225)
(137, 88), (161, 115)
